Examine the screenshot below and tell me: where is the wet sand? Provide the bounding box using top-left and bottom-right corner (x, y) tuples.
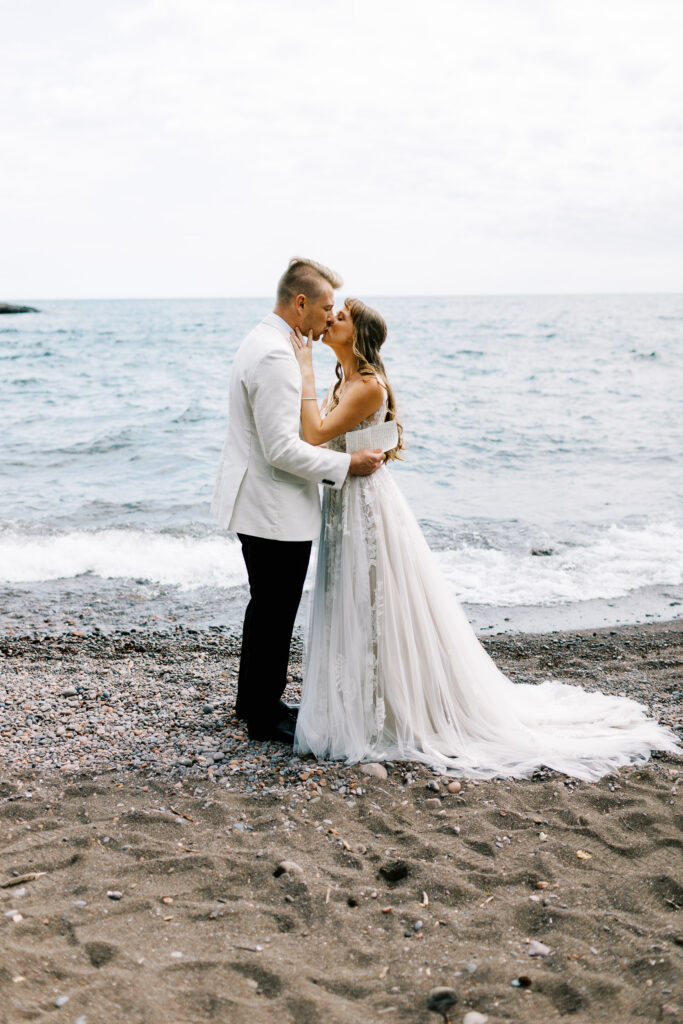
(0, 620), (681, 1023)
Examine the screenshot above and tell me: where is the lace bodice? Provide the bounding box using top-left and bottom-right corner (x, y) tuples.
(321, 380), (388, 453)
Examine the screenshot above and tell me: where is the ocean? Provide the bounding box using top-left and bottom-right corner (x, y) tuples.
(1, 294), (682, 635)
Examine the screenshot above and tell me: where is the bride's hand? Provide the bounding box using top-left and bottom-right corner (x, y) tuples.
(290, 328), (314, 371)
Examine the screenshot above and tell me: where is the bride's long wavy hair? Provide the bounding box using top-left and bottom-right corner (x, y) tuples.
(329, 297), (405, 461)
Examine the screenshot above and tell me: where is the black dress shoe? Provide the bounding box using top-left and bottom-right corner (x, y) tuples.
(248, 715), (296, 744)
(280, 701), (299, 722)
(236, 699), (299, 723)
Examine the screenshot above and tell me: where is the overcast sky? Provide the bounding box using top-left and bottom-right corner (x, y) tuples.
(2, 0), (682, 298)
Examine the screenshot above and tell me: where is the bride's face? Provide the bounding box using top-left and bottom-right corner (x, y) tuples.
(323, 306), (354, 348)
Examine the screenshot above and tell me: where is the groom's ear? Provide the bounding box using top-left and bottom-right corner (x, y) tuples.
(293, 293), (306, 324)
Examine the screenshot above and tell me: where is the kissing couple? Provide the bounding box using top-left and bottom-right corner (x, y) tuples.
(211, 258), (677, 780)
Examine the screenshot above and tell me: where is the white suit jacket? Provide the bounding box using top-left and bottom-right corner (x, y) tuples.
(211, 313), (351, 541)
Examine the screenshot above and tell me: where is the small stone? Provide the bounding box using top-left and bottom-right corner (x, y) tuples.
(426, 987), (458, 1017)
(426, 780), (440, 792)
(465, 962), (477, 973)
(535, 881), (549, 890)
(527, 940), (550, 956)
(75, 1017), (87, 1024)
(274, 860), (304, 878)
(511, 975), (532, 988)
(106, 891), (122, 900)
(202, 704), (214, 714)
(447, 780), (461, 794)
(60, 687), (77, 697)
(379, 860), (410, 883)
(361, 762), (387, 779)
(170, 951), (183, 958)
(162, 896), (174, 905)
(425, 797), (441, 808)
(463, 1013), (489, 1024)
(54, 995), (69, 1007)
(413, 919), (424, 931)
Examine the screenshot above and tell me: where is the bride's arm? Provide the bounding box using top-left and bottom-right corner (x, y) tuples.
(291, 330), (384, 445)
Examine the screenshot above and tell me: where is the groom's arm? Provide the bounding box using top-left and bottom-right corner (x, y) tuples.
(249, 348), (351, 488)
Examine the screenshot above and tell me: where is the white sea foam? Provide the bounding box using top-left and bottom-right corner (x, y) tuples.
(1, 520), (681, 608)
(0, 528), (246, 589)
(440, 520), (683, 606)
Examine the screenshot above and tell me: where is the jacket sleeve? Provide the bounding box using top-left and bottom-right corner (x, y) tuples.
(248, 347), (351, 489)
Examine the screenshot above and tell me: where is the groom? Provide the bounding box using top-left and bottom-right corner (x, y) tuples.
(211, 258), (384, 744)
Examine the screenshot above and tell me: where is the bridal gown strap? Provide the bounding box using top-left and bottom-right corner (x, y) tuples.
(294, 385), (680, 780)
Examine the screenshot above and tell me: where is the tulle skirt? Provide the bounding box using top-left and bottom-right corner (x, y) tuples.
(294, 465), (679, 780)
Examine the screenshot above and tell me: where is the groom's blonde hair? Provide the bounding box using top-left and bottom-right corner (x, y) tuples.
(276, 257), (343, 305)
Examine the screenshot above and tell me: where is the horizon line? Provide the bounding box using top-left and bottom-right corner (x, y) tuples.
(5, 290), (683, 303)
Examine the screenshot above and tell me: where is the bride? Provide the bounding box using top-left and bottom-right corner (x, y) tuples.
(289, 299), (679, 780)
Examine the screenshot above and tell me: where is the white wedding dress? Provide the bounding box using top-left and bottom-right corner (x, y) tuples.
(294, 384), (680, 780)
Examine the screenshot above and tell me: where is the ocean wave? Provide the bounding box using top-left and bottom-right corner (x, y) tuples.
(0, 528), (246, 589)
(440, 520), (683, 606)
(0, 520), (681, 608)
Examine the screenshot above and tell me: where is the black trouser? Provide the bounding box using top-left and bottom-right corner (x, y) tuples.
(236, 533), (312, 730)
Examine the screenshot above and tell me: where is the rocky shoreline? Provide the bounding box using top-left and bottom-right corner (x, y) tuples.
(1, 620), (680, 783)
(0, 302), (38, 314)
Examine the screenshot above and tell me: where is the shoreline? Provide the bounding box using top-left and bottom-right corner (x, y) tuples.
(1, 619), (680, 1023)
(1, 618), (681, 780)
(1, 576), (681, 640)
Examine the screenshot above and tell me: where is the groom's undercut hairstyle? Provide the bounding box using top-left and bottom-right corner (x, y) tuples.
(276, 257), (343, 305)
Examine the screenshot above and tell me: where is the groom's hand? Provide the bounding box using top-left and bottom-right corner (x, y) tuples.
(349, 449), (385, 476)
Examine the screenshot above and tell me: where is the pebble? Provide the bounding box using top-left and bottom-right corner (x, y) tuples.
(463, 1014), (489, 1024)
(60, 686), (77, 697)
(465, 963), (477, 973)
(361, 762), (387, 779)
(447, 780), (462, 794)
(425, 797), (441, 808)
(54, 995), (69, 1007)
(274, 860), (304, 878)
(427, 987), (458, 1017)
(379, 860), (410, 882)
(413, 919), (424, 931)
(527, 940), (550, 956)
(106, 891), (123, 900)
(426, 780), (441, 792)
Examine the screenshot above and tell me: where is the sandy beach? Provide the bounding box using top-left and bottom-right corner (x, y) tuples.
(0, 620), (680, 1024)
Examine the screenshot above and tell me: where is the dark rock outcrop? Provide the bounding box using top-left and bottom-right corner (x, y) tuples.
(0, 302), (39, 314)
